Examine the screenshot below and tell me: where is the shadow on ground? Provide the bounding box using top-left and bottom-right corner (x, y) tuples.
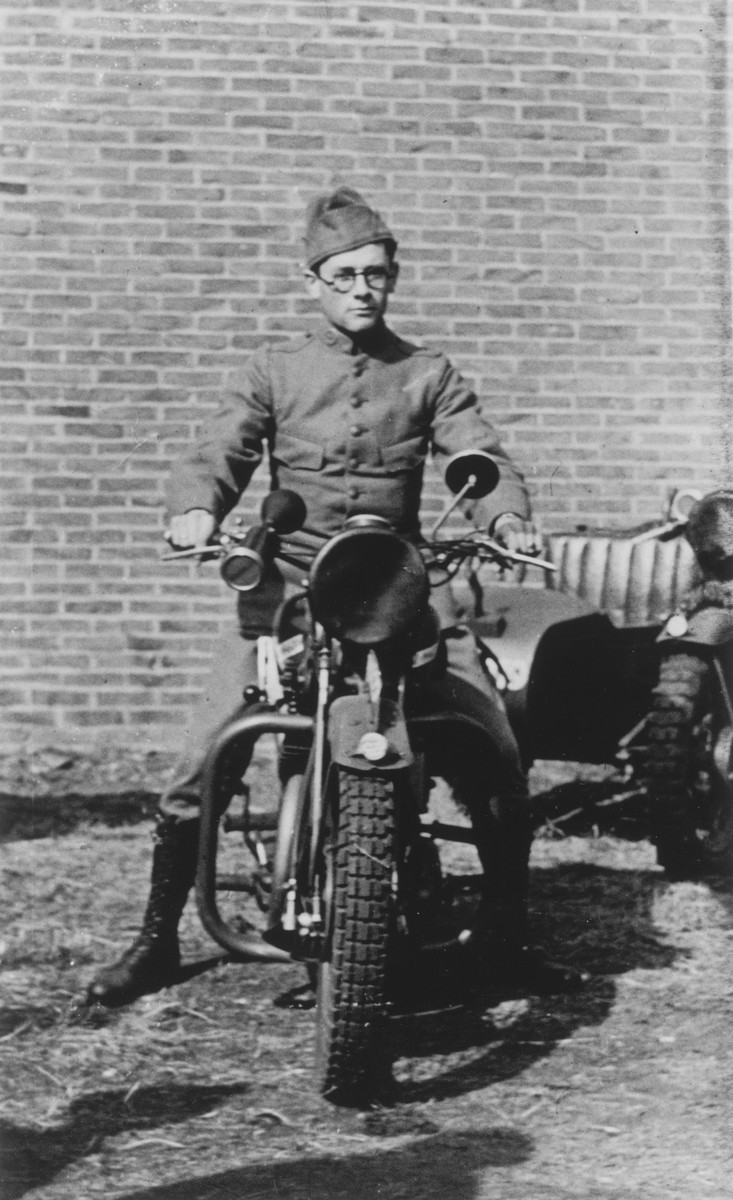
(0, 777), (686, 1199)
(382, 859), (678, 1105)
(0, 1083), (250, 1200)
(0, 790), (161, 840)
(0, 775), (648, 843)
(1, 860), (678, 1197)
(114, 1127), (533, 1200)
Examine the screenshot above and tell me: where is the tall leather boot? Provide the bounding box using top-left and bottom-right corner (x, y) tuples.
(465, 806), (588, 994)
(86, 816), (199, 1008)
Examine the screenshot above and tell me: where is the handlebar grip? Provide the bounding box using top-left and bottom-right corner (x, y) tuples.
(161, 541), (221, 561)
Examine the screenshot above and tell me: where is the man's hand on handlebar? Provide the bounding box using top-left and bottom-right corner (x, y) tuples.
(166, 509), (218, 550)
(491, 512), (542, 557)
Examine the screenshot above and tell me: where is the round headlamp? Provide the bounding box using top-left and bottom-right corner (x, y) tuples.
(309, 521), (428, 644)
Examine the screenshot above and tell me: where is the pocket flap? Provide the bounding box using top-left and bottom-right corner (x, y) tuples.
(379, 434), (427, 468)
(272, 431), (324, 470)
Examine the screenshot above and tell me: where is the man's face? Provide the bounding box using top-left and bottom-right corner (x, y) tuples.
(305, 242), (398, 335)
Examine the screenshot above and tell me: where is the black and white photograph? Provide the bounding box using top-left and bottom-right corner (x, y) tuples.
(1, 2), (731, 1197)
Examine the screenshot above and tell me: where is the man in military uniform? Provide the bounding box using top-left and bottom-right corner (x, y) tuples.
(88, 188), (584, 1007)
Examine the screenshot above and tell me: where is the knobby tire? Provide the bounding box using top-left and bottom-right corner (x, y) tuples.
(646, 650), (733, 879)
(315, 771), (395, 1104)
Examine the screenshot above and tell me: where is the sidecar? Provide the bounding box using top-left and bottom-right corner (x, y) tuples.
(467, 526), (699, 769)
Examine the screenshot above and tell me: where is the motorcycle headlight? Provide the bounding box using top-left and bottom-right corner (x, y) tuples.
(308, 519), (429, 644)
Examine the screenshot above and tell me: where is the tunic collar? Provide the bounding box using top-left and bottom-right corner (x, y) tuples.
(314, 319), (397, 357)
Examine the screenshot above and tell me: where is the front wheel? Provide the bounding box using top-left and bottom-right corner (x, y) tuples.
(315, 770), (396, 1104)
(646, 650), (733, 879)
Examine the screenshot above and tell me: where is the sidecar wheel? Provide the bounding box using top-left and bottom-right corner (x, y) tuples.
(315, 771), (395, 1104)
(646, 651), (733, 879)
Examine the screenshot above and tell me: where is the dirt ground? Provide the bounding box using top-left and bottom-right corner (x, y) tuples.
(1, 747), (731, 1200)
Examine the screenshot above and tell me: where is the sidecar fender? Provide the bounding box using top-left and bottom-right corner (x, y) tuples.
(470, 583), (595, 694)
(657, 606), (733, 648)
(328, 694), (413, 771)
(469, 582), (662, 765)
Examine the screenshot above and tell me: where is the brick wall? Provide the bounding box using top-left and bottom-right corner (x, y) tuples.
(1, 0), (731, 749)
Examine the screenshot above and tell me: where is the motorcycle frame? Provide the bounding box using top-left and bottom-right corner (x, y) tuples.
(194, 653), (503, 964)
(197, 586), (706, 963)
(196, 709), (313, 963)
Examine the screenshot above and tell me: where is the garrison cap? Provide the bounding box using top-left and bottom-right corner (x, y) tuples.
(304, 187), (397, 270)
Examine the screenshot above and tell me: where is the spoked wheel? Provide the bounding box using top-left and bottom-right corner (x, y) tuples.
(315, 770), (396, 1104)
(646, 650), (733, 879)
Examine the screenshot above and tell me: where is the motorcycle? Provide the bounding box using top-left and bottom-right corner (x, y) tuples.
(163, 460), (723, 1101)
(643, 489), (733, 879)
(165, 450), (560, 1103)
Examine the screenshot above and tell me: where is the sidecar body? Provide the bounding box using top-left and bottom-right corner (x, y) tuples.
(468, 528), (699, 767)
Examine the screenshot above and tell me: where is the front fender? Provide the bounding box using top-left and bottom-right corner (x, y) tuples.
(328, 694), (413, 771)
(657, 607), (733, 648)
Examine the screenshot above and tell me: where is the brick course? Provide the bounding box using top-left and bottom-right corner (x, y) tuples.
(1, 0), (730, 748)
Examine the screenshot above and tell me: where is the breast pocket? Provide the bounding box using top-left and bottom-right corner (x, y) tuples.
(271, 431), (325, 471)
(378, 434), (428, 475)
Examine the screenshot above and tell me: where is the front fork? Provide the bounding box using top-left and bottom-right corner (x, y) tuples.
(309, 644), (331, 894)
(270, 643), (332, 954)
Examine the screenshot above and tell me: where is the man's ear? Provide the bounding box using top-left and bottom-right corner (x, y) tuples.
(302, 265), (320, 300)
(387, 261), (399, 293)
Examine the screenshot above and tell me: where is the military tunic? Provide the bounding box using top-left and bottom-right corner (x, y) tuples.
(167, 321), (530, 550)
(160, 320), (530, 826)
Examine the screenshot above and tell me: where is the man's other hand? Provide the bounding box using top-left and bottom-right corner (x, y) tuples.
(492, 512), (542, 557)
(166, 509), (218, 550)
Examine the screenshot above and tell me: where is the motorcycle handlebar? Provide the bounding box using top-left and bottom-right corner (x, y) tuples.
(162, 522), (282, 593)
(627, 518), (688, 547)
(161, 540), (224, 561)
(163, 488), (307, 582)
(482, 537), (556, 572)
(423, 533), (556, 575)
(162, 527), (556, 594)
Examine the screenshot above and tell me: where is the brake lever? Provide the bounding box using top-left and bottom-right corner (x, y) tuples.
(473, 534), (556, 573)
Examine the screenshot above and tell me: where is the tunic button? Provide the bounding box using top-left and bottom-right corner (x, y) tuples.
(348, 456), (359, 468)
(350, 425), (362, 436)
(348, 485), (360, 499)
(350, 396), (362, 407)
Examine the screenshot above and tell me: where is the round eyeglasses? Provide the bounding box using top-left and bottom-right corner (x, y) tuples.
(318, 267), (393, 294)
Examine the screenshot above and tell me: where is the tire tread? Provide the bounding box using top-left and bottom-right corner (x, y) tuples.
(316, 773), (395, 1102)
(646, 651), (731, 878)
